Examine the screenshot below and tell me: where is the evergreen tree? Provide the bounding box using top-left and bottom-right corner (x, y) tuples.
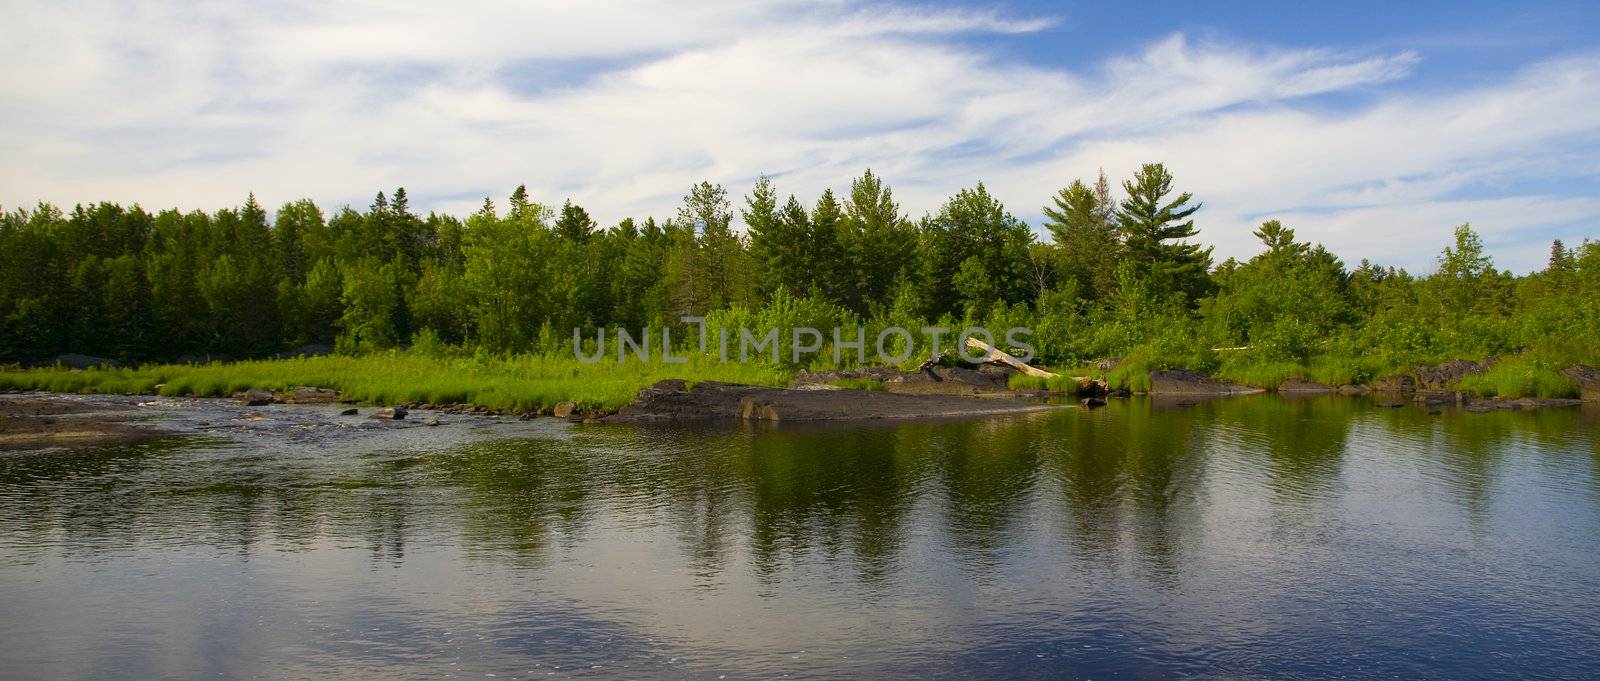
(554, 199), (598, 243)
(1115, 163), (1213, 305)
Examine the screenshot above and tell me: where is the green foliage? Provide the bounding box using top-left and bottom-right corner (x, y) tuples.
(1, 171), (1596, 410)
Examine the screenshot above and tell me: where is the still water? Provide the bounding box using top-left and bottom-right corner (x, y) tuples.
(2, 395), (1598, 679)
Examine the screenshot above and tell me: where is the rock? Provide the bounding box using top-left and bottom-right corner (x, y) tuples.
(1414, 358), (1496, 391)
(423, 418), (441, 427)
(1337, 384), (1370, 395)
(1561, 365), (1600, 402)
(1375, 399), (1406, 408)
(611, 380), (1058, 423)
(1372, 375), (1416, 393)
(1414, 391), (1460, 408)
(54, 353), (117, 369)
(278, 386), (340, 404)
(1278, 379), (1334, 393)
(1148, 369), (1263, 396)
(1107, 388), (1132, 398)
(370, 407), (407, 420)
(340, 408), (359, 416)
(1080, 396), (1107, 408)
(552, 401), (577, 419)
(239, 389), (274, 407)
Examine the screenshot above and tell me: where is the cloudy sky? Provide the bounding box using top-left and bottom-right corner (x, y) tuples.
(2, 0), (1598, 272)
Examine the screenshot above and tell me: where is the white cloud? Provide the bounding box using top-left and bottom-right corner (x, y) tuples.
(0, 1), (1596, 272)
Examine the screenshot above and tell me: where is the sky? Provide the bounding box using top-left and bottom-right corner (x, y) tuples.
(2, 0), (1598, 273)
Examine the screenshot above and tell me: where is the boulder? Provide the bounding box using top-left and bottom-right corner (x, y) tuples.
(552, 401), (577, 419)
(370, 407), (407, 420)
(1561, 365), (1600, 402)
(1080, 396), (1107, 408)
(1337, 384), (1370, 396)
(340, 408), (359, 416)
(1147, 369), (1263, 396)
(239, 389), (274, 407)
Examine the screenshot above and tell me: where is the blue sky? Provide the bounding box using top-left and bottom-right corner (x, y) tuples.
(2, 0), (1598, 272)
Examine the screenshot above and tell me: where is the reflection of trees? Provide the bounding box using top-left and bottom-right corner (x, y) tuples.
(424, 439), (595, 567)
(734, 425), (917, 589)
(1214, 395), (1352, 503)
(928, 417), (1046, 577)
(8, 399), (1594, 594)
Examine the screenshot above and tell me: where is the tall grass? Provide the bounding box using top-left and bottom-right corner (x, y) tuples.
(0, 352), (794, 411)
(1454, 355), (1579, 399)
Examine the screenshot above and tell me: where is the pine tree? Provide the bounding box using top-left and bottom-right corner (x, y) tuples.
(1043, 177), (1120, 301)
(1115, 163), (1212, 305)
(554, 199), (598, 243)
(841, 169), (913, 316)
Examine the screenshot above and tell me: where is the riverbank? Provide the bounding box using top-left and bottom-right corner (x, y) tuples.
(3, 351), (1596, 423)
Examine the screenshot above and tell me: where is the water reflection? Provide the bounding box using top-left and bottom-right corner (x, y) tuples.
(1, 398), (1598, 678)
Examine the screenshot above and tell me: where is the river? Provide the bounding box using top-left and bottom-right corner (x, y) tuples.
(2, 395), (1598, 679)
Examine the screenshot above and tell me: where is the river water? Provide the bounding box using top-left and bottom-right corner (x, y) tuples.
(2, 395), (1598, 679)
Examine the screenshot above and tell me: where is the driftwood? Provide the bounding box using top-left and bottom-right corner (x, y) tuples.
(963, 337), (1059, 379)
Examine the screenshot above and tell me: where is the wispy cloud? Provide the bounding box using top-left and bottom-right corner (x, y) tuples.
(1, 1), (1596, 272)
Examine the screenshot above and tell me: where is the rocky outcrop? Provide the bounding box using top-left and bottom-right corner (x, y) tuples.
(794, 364), (1018, 396)
(1147, 370), (1263, 396)
(1278, 378), (1333, 393)
(610, 380), (1058, 423)
(1414, 358), (1497, 391)
(1561, 365), (1600, 402)
(1373, 358), (1497, 393)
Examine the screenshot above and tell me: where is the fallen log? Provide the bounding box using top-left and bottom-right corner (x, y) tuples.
(962, 337), (1059, 379)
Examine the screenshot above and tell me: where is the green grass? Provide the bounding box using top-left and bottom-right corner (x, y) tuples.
(828, 378), (886, 391)
(1006, 372), (1088, 394)
(1454, 355), (1579, 399)
(1212, 355), (1374, 390)
(0, 351), (795, 412)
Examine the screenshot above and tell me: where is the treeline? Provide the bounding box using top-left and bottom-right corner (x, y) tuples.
(2, 164), (1598, 381)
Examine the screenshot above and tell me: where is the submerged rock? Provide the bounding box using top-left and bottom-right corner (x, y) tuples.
(340, 408), (359, 416)
(370, 407), (407, 420)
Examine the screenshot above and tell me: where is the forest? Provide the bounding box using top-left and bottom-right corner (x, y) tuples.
(3, 163), (1598, 399)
